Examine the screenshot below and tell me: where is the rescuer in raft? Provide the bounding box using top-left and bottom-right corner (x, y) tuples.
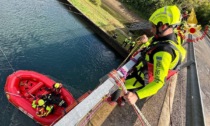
(112, 5), (187, 105)
(42, 82), (67, 107)
(52, 82), (63, 95)
(32, 99), (54, 117)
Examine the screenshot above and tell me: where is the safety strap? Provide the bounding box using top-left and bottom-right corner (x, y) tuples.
(128, 40), (183, 86)
(126, 67), (145, 87)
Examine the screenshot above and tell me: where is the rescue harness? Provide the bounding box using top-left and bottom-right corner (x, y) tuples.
(127, 38), (184, 87)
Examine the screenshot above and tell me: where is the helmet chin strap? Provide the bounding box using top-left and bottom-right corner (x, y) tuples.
(155, 25), (171, 38)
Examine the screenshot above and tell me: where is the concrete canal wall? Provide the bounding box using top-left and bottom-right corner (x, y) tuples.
(59, 0), (129, 58)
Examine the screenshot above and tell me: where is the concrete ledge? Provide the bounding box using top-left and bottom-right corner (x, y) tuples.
(84, 102), (117, 126)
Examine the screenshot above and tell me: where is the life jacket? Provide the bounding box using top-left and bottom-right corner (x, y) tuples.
(36, 104), (53, 117)
(36, 107), (46, 117)
(45, 105), (54, 116)
(52, 88), (61, 95)
(32, 100), (37, 108)
(128, 37), (186, 87)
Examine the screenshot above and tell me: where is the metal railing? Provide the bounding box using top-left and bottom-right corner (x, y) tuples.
(186, 34), (206, 126)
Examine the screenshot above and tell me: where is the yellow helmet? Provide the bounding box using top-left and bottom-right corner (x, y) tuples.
(54, 83), (62, 89)
(38, 99), (45, 106)
(149, 5), (181, 26)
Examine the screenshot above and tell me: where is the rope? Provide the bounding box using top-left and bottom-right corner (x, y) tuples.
(78, 100), (105, 126)
(108, 70), (151, 126)
(117, 44), (140, 69)
(0, 47), (15, 72)
(132, 104), (144, 126)
(133, 104), (151, 126)
(0, 46), (23, 81)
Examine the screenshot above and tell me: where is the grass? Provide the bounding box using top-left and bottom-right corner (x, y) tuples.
(67, 0), (131, 48)
(101, 3), (128, 24)
(67, 0), (153, 51)
(68, 0), (125, 32)
(121, 2), (149, 20)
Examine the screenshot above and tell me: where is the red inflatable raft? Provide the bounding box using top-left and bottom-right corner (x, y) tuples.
(4, 70), (77, 126)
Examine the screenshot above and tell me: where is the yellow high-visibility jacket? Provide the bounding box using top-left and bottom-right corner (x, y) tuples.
(125, 33), (186, 99)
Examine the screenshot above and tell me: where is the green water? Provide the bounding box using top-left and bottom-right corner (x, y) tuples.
(0, 0), (122, 125)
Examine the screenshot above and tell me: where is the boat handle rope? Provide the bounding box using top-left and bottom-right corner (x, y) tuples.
(5, 92), (22, 98)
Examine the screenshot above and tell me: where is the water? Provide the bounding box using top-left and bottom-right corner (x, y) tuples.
(0, 0), (122, 125)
